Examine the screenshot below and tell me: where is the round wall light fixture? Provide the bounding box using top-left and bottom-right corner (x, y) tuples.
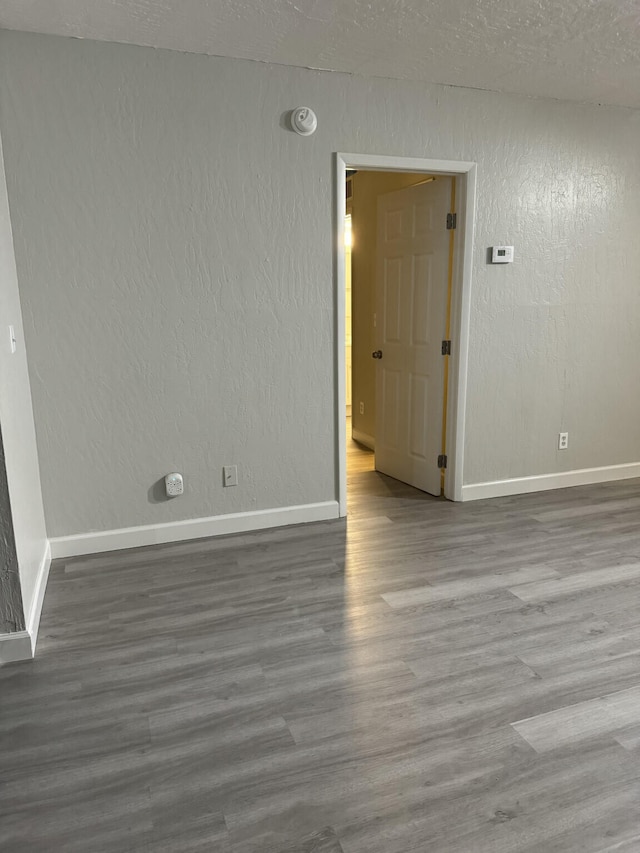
(290, 107), (318, 136)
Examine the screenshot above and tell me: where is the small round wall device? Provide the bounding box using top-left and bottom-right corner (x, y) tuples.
(290, 107), (318, 136)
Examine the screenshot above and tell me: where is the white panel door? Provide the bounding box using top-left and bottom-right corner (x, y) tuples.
(374, 178), (451, 495)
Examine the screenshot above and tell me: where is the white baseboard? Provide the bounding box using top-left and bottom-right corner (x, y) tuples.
(50, 501), (340, 559)
(0, 630), (32, 664)
(0, 541), (51, 664)
(351, 429), (375, 451)
(461, 462), (640, 502)
(27, 541), (51, 654)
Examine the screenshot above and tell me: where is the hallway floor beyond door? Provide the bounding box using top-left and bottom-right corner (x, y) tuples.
(347, 415), (442, 511)
(3, 476), (640, 851)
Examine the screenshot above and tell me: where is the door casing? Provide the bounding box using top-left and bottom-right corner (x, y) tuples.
(334, 153), (477, 515)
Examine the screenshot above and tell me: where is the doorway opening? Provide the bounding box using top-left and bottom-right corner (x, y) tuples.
(336, 154), (477, 516)
(344, 176), (377, 485)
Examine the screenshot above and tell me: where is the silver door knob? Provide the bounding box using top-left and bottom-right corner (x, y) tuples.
(372, 350), (383, 359)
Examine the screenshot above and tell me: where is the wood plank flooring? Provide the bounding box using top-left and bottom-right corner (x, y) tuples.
(2, 437), (640, 851)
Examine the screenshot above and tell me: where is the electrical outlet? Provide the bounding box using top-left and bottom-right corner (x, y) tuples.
(359, 402), (364, 415)
(558, 432), (569, 450)
(223, 465), (238, 487)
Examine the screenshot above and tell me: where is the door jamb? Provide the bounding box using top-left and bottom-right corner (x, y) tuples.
(335, 152), (477, 515)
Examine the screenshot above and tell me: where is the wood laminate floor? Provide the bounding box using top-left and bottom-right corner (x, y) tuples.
(2, 438), (640, 851)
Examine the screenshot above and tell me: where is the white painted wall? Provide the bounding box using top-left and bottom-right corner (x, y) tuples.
(0, 127), (48, 618)
(0, 31), (639, 537)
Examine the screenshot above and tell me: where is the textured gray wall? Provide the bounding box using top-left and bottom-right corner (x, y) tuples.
(0, 31), (639, 537)
(0, 422), (25, 633)
(0, 119), (48, 617)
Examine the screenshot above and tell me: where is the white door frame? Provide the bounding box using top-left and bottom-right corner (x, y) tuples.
(335, 152), (477, 515)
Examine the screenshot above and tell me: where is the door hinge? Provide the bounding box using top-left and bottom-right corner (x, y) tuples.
(446, 212), (457, 230)
(441, 340), (451, 355)
(437, 454), (448, 469)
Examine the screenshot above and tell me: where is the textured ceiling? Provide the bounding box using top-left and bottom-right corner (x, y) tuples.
(0, 0), (639, 108)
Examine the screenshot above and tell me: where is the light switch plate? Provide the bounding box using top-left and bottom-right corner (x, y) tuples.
(223, 465), (238, 487)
